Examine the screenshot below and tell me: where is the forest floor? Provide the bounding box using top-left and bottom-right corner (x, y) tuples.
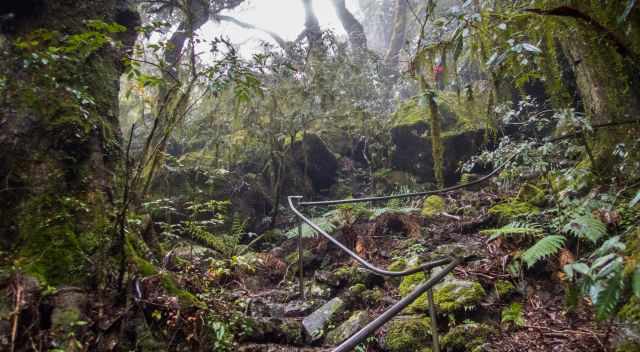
(220, 187), (610, 352)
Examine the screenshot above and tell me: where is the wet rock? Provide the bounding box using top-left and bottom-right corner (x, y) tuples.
(50, 288), (88, 332)
(285, 300), (320, 317)
(247, 297), (285, 318)
(390, 122), (494, 185)
(302, 297), (345, 342)
(132, 316), (167, 351)
(441, 321), (495, 351)
(242, 317), (304, 346)
(325, 310), (370, 345)
(380, 315), (432, 352)
(291, 134), (339, 193)
(307, 282), (334, 300)
(330, 266), (385, 288)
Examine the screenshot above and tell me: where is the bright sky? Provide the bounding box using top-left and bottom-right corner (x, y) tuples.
(200, 0), (362, 55)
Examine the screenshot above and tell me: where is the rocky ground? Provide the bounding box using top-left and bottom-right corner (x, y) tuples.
(224, 188), (608, 351)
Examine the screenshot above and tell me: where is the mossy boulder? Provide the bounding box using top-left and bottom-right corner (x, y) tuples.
(441, 322), (495, 352)
(325, 310), (370, 345)
(399, 273), (486, 314)
(422, 195), (445, 217)
(302, 297), (346, 342)
(382, 315), (432, 352)
(328, 265), (384, 288)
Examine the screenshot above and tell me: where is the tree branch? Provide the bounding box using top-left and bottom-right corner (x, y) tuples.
(215, 14), (288, 49)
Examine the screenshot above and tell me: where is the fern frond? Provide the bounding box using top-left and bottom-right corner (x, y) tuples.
(595, 270), (624, 320)
(184, 221), (230, 255)
(521, 235), (566, 268)
(501, 302), (525, 327)
(563, 213), (606, 243)
(480, 221), (543, 241)
(230, 217), (247, 238)
(286, 216), (335, 239)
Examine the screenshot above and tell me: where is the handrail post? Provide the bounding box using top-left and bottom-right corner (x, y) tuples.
(296, 198), (305, 299)
(427, 270), (440, 352)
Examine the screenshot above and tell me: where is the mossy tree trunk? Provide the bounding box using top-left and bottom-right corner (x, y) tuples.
(0, 0), (139, 286)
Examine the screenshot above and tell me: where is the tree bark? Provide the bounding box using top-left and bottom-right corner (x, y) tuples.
(384, 0), (409, 69)
(331, 0), (367, 52)
(302, 0), (323, 52)
(0, 0), (139, 285)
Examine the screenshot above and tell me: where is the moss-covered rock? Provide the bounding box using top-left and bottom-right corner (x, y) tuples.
(441, 322), (495, 352)
(495, 280), (516, 298)
(399, 273), (486, 314)
(325, 310), (370, 345)
(422, 195), (445, 217)
(616, 341), (640, 352)
(382, 315), (432, 352)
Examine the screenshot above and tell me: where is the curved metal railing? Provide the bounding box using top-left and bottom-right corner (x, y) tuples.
(288, 160), (510, 351)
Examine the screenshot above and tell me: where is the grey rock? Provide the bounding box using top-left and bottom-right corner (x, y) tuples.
(302, 297), (345, 342)
(325, 310), (370, 345)
(307, 282), (334, 299)
(285, 300), (319, 317)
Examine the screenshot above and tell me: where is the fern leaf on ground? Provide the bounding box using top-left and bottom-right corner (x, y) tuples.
(563, 213), (606, 243)
(480, 221), (543, 241)
(521, 235), (566, 268)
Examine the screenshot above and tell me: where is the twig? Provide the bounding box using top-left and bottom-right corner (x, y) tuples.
(10, 279), (22, 352)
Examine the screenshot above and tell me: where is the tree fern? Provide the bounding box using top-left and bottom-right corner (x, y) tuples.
(480, 221), (543, 241)
(562, 213), (606, 243)
(521, 235), (566, 268)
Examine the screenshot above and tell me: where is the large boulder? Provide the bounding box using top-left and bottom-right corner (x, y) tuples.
(291, 134), (339, 193)
(390, 123), (491, 185)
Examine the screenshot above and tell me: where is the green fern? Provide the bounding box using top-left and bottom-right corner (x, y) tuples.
(562, 213), (606, 243)
(184, 221), (231, 255)
(501, 302), (525, 327)
(595, 270), (624, 320)
(286, 215), (336, 239)
(521, 235), (566, 268)
(230, 217), (247, 238)
(480, 221), (543, 241)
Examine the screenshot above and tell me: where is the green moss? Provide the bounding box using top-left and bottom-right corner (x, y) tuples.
(399, 272), (427, 296)
(421, 195), (445, 217)
(15, 194), (107, 286)
(616, 341), (640, 352)
(495, 280), (516, 297)
(159, 273), (204, 309)
(618, 296), (640, 323)
(433, 279), (486, 313)
(489, 199), (539, 221)
(400, 274), (486, 313)
(388, 259), (408, 272)
(384, 316), (432, 352)
(441, 322), (495, 352)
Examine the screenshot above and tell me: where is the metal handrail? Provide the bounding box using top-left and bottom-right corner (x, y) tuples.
(286, 159), (510, 351)
(288, 196), (454, 277)
(333, 256), (466, 352)
(297, 157), (508, 207)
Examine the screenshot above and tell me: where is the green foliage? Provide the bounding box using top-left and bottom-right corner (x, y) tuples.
(489, 200), (540, 220)
(421, 195), (445, 217)
(562, 213), (607, 243)
(520, 235), (566, 268)
(480, 221), (543, 241)
(564, 236), (627, 319)
(501, 303), (525, 327)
